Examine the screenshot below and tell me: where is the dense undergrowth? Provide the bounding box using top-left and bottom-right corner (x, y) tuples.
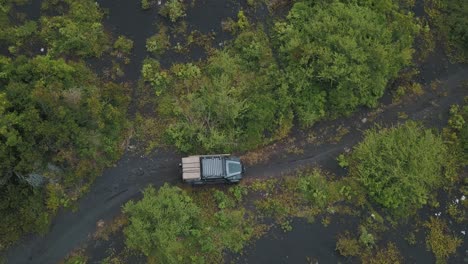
(137, 0), (419, 153)
(425, 0), (468, 62)
(0, 0), (131, 249)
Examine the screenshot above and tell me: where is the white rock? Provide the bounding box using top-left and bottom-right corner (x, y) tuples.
(361, 118), (367, 123)
(461, 231), (466, 235)
(461, 195), (466, 201)
(455, 198), (459, 204)
(158, 0), (162, 5)
(40, 48), (44, 52)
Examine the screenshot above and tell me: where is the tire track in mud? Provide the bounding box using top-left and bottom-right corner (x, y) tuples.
(2, 67), (468, 264)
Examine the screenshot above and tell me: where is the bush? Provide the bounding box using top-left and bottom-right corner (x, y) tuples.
(365, 243), (403, 264)
(276, 0), (418, 126)
(113, 35), (134, 55)
(336, 233), (360, 257)
(141, 0), (150, 10)
(426, 0), (468, 61)
(145, 26), (170, 55)
(0, 182), (49, 250)
(297, 170), (330, 208)
(40, 0), (110, 57)
(163, 29), (292, 153)
(123, 184), (201, 263)
(350, 122), (449, 217)
(123, 184), (257, 263)
(0, 55), (129, 246)
(424, 217), (462, 264)
(159, 0), (186, 22)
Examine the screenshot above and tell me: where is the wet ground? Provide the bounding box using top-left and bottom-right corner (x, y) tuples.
(2, 1), (468, 263)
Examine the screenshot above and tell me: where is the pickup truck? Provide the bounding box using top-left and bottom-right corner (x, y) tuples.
(181, 154), (245, 185)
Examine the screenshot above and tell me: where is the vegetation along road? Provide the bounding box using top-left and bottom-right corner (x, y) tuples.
(1, 0), (467, 263)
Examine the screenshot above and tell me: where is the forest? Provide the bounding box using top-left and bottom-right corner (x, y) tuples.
(0, 0), (467, 263)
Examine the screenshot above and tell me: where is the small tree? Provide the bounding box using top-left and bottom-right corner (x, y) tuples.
(350, 122), (449, 217)
(424, 217), (462, 264)
(123, 184), (200, 263)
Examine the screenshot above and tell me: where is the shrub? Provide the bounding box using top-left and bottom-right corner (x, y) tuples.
(40, 0), (110, 57)
(359, 226), (375, 249)
(141, 58), (169, 95)
(426, 0), (468, 61)
(159, 0), (186, 22)
(141, 0), (150, 10)
(0, 183), (49, 250)
(424, 217), (462, 264)
(123, 184), (201, 263)
(276, 0), (418, 126)
(336, 233), (360, 257)
(163, 29), (292, 153)
(365, 242), (403, 264)
(297, 170), (330, 208)
(145, 27), (170, 55)
(350, 122), (449, 217)
(113, 36), (134, 55)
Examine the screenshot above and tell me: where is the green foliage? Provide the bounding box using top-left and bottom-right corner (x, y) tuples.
(336, 233), (360, 257)
(297, 170), (330, 208)
(63, 254), (87, 264)
(276, 0), (418, 126)
(123, 184), (200, 262)
(0, 1), (38, 51)
(141, 0), (150, 10)
(159, 0), (186, 22)
(0, 182), (49, 250)
(123, 184), (257, 263)
(162, 28), (292, 153)
(359, 226), (375, 249)
(230, 185), (248, 203)
(365, 243), (403, 264)
(448, 105), (466, 130)
(141, 58), (169, 95)
(113, 36), (134, 55)
(444, 103), (468, 164)
(424, 217), (462, 264)
(40, 0), (110, 57)
(350, 122), (449, 217)
(426, 0), (468, 61)
(222, 10), (251, 34)
(236, 10), (250, 31)
(0, 55), (129, 182)
(336, 154), (349, 168)
(146, 26), (170, 55)
(0, 55), (129, 246)
(213, 190), (235, 209)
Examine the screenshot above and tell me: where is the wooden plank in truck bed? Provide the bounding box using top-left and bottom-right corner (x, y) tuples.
(182, 156), (201, 180)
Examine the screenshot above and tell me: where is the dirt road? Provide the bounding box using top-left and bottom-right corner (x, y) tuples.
(3, 62), (467, 263)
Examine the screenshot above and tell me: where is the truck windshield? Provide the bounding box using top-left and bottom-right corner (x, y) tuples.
(226, 161), (242, 177)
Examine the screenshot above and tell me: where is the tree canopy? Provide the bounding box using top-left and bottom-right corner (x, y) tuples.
(146, 29), (292, 153)
(0, 0), (130, 249)
(276, 0), (418, 125)
(349, 122), (449, 217)
(123, 185), (201, 263)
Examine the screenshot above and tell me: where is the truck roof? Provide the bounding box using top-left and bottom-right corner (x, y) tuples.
(201, 156), (225, 178)
(182, 155), (241, 181)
